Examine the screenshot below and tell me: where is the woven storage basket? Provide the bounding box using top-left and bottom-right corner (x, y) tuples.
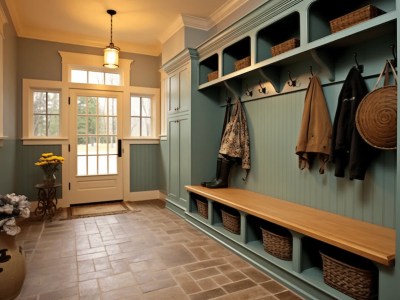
(261, 225), (292, 260)
(271, 38), (300, 56)
(196, 199), (208, 219)
(234, 56), (251, 71)
(330, 5), (383, 33)
(207, 70), (218, 82)
(221, 208), (240, 234)
(320, 249), (378, 300)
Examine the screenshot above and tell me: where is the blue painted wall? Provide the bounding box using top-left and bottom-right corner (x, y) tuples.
(130, 144), (161, 192)
(229, 78), (396, 228)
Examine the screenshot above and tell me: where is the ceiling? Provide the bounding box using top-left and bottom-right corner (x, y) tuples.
(4, 0), (248, 56)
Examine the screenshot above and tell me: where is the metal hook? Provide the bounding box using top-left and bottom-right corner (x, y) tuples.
(224, 88), (231, 104)
(310, 66), (314, 77)
(354, 52), (364, 73)
(258, 80), (266, 94)
(245, 84), (253, 97)
(288, 71), (297, 87)
(391, 44), (397, 67)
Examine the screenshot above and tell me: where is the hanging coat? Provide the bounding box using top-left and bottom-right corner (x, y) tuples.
(219, 99), (250, 178)
(331, 66), (379, 180)
(295, 75), (332, 174)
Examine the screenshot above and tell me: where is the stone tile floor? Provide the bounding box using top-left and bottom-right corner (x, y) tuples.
(15, 200), (303, 300)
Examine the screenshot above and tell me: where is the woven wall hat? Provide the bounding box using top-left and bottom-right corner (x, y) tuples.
(356, 60), (397, 150)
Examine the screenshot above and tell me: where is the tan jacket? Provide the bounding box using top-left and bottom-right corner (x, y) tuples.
(295, 76), (332, 174)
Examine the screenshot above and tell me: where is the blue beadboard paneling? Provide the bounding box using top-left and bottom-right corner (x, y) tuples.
(0, 139), (18, 194)
(17, 144), (62, 200)
(130, 144), (160, 192)
(230, 87), (396, 228)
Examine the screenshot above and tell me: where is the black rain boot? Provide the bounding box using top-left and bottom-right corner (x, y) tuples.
(206, 158), (232, 189)
(201, 158), (222, 187)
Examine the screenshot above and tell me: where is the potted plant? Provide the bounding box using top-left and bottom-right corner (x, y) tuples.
(0, 193), (31, 300)
(34, 152), (65, 186)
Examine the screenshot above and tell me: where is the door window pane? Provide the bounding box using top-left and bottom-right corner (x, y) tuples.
(75, 96), (119, 176)
(88, 156), (98, 175)
(77, 156), (87, 176)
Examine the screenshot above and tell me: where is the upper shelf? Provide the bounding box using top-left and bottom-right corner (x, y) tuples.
(198, 0), (397, 91)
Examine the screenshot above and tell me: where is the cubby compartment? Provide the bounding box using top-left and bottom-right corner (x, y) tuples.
(199, 54), (219, 85)
(194, 195), (208, 219)
(308, 0), (394, 42)
(256, 12), (300, 62)
(301, 237), (379, 300)
(222, 37), (251, 75)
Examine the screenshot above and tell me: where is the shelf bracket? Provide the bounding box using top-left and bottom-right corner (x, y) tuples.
(310, 49), (335, 82)
(223, 78), (242, 99)
(258, 67), (280, 93)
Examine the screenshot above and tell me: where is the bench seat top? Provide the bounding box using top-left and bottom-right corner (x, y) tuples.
(186, 185), (395, 266)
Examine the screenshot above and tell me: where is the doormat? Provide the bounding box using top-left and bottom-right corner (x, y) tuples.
(70, 202), (139, 218)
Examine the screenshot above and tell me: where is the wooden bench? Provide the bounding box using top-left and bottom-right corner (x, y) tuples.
(186, 185), (396, 266)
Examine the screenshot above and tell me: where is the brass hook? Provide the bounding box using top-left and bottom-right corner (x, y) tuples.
(391, 44), (397, 67)
(288, 71), (297, 87)
(258, 80), (266, 94)
(354, 52), (364, 73)
(245, 84), (253, 97)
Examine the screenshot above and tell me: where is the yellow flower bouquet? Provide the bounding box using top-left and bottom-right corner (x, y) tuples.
(35, 153), (65, 185)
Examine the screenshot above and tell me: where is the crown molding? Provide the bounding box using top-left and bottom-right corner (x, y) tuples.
(209, 0), (249, 27)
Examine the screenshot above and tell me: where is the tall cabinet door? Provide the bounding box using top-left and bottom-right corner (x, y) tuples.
(168, 115), (190, 209)
(168, 119), (180, 203)
(168, 66), (190, 115)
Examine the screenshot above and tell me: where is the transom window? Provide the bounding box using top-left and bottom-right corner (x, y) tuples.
(71, 68), (121, 86)
(33, 90), (60, 136)
(130, 96), (151, 137)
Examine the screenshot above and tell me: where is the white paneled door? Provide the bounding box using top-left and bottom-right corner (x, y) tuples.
(68, 89), (123, 204)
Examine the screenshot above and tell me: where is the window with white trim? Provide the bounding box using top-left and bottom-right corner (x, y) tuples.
(130, 96), (151, 137)
(70, 68), (121, 86)
(33, 90), (61, 136)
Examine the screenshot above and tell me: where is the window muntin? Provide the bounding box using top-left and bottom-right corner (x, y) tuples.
(71, 68), (121, 86)
(33, 91), (60, 137)
(130, 96), (151, 137)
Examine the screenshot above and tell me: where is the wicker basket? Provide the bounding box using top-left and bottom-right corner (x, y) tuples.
(320, 249), (378, 299)
(207, 70), (218, 82)
(261, 225), (292, 260)
(221, 208), (240, 234)
(271, 38), (300, 56)
(234, 56), (251, 71)
(330, 5), (383, 33)
(196, 199), (208, 219)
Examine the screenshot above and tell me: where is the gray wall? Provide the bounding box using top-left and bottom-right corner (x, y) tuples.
(14, 38), (161, 199)
(130, 144), (160, 192)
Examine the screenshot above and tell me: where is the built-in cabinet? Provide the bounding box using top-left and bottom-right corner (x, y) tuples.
(163, 49), (222, 215)
(162, 0), (399, 299)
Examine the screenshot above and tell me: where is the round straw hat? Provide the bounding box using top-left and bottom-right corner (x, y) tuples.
(356, 85), (397, 150)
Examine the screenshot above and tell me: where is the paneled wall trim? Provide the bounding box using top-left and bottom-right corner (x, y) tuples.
(163, 0), (400, 299)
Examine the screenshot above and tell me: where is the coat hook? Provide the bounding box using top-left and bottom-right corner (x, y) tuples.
(245, 84), (253, 97)
(258, 80), (266, 94)
(309, 66), (314, 77)
(225, 88), (232, 103)
(354, 52), (364, 73)
(288, 71), (297, 87)
(390, 44), (397, 67)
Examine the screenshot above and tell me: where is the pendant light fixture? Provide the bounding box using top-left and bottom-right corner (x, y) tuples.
(103, 9), (120, 69)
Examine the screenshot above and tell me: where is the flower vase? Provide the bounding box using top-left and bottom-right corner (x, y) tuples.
(0, 232), (26, 300)
(43, 172), (56, 186)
